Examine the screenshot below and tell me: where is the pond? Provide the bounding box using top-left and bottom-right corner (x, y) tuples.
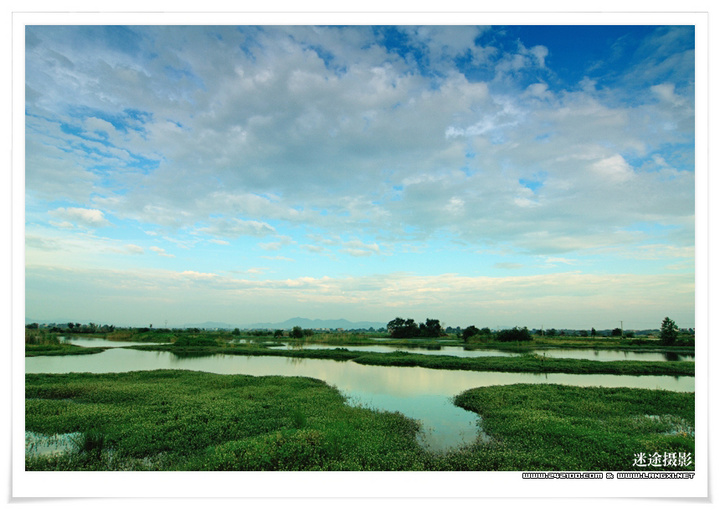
(25, 344), (694, 453)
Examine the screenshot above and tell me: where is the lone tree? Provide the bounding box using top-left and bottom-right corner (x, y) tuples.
(462, 325), (481, 342)
(660, 317), (679, 346)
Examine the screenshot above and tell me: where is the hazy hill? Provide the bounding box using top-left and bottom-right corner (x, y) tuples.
(237, 317), (386, 331)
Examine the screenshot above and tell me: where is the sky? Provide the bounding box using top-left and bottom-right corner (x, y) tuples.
(22, 22), (697, 330)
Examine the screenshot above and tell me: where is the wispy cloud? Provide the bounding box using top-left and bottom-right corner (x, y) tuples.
(23, 22), (696, 328)
(150, 246), (175, 258)
(50, 207), (111, 229)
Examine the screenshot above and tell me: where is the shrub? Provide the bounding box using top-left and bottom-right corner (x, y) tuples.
(495, 327), (533, 342)
(173, 336), (219, 347)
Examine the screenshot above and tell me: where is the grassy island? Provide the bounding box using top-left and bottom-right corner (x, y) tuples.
(25, 371), (694, 471)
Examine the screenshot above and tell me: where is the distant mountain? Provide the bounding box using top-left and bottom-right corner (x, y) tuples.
(182, 321), (235, 330)
(239, 317), (386, 330)
(25, 317), (385, 330)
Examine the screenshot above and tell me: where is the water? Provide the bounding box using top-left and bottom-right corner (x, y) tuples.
(276, 342), (518, 358)
(25, 431), (81, 457)
(531, 348), (694, 362)
(25, 345), (694, 453)
(60, 336), (171, 348)
(276, 342), (693, 362)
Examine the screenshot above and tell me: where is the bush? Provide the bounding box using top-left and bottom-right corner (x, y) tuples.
(173, 336), (220, 347)
(463, 326), (492, 343)
(25, 330), (60, 346)
(496, 327), (532, 342)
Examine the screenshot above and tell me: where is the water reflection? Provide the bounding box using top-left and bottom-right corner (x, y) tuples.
(534, 348), (694, 362)
(275, 342), (694, 362)
(276, 343), (522, 358)
(25, 348), (694, 453)
(60, 336), (171, 348)
(66, 336), (693, 363)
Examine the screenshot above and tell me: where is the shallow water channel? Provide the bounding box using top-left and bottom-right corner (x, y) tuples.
(274, 342), (694, 362)
(26, 340), (694, 453)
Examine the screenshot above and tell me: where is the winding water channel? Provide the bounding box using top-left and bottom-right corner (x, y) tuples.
(26, 339), (694, 452)
(273, 342), (695, 362)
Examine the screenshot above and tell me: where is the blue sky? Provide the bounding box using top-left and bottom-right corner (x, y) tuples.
(23, 23), (696, 329)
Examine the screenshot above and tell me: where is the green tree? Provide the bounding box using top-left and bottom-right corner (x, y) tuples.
(386, 317), (420, 338)
(387, 317), (406, 337)
(496, 326), (533, 342)
(290, 326), (304, 339)
(660, 317), (679, 346)
(420, 318), (443, 338)
(462, 325), (481, 342)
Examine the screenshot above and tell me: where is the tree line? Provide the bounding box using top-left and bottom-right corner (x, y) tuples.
(384, 316), (691, 346)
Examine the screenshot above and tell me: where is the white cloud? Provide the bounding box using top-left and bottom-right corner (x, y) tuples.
(150, 246), (175, 258)
(591, 155), (634, 184)
(179, 270), (217, 279)
(545, 257), (576, 266)
(83, 116), (117, 138)
(50, 207), (111, 228)
(529, 45), (549, 67)
(258, 235), (295, 251)
(339, 239), (381, 257)
(25, 264), (695, 329)
(196, 218), (276, 239)
(123, 244), (145, 254)
(49, 221), (75, 230)
(651, 83), (688, 109)
(23, 25), (696, 327)
(28, 26), (692, 258)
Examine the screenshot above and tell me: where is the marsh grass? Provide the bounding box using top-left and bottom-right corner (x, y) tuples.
(26, 371), (694, 471)
(25, 370), (427, 471)
(348, 351), (694, 376)
(130, 344), (693, 376)
(25, 330), (104, 357)
(449, 384), (694, 471)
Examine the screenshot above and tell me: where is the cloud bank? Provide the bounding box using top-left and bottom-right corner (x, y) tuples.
(24, 23), (696, 328)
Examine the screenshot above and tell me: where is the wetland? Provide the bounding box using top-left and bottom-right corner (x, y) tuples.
(24, 330), (695, 471)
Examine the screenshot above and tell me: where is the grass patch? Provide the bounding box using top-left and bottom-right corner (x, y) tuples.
(25, 370), (426, 471)
(25, 330), (105, 357)
(448, 384), (694, 471)
(350, 352), (694, 376)
(25, 371), (694, 471)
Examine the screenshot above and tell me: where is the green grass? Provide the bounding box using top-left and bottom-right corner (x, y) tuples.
(447, 384), (694, 471)
(25, 345), (105, 357)
(25, 370), (426, 471)
(350, 351), (694, 376)
(25, 330), (105, 357)
(25, 371), (694, 472)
